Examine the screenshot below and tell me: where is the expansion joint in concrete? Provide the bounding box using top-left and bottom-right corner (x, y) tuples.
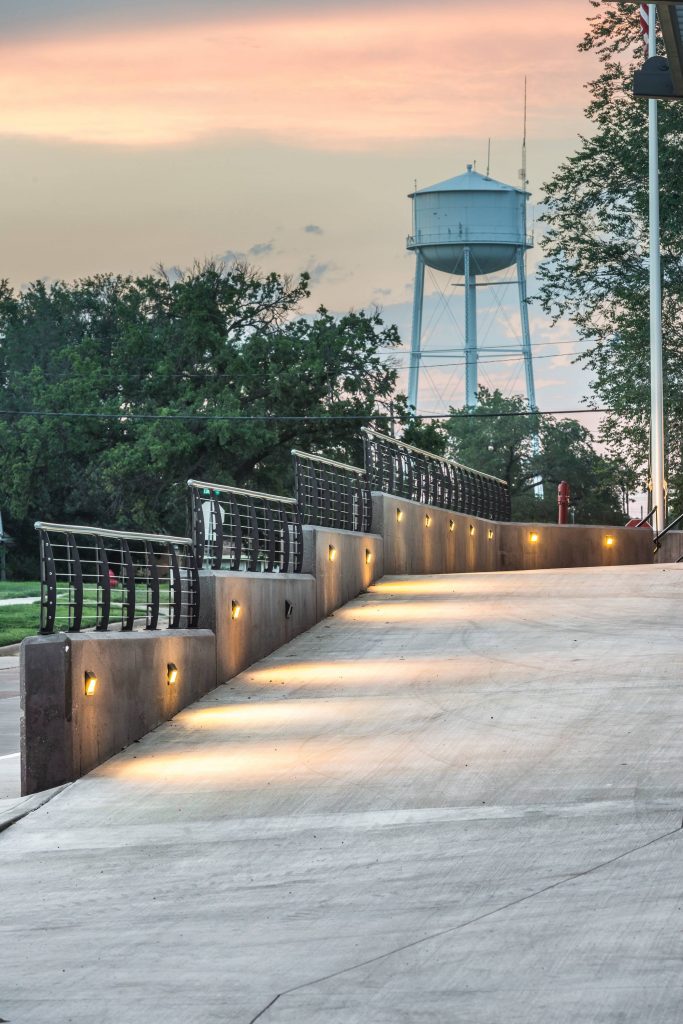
(246, 822), (683, 1023)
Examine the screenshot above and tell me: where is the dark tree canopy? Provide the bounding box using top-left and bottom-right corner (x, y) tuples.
(0, 261), (404, 574)
(537, 1), (683, 513)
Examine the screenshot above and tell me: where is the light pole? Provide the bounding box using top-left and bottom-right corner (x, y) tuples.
(647, 3), (666, 533)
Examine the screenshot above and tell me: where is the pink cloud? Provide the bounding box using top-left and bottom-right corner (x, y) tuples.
(0, 1), (592, 148)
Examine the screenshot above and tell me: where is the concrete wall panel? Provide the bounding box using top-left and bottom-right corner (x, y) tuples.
(301, 527), (383, 619)
(198, 571), (317, 685)
(373, 494), (652, 575)
(655, 530), (682, 562)
(21, 629), (215, 795)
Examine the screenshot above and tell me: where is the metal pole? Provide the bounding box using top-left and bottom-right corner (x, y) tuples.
(648, 3), (666, 532)
(408, 252), (425, 410)
(464, 247), (478, 408)
(516, 247), (537, 411)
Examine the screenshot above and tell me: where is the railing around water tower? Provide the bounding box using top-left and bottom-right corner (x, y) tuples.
(361, 428), (511, 522)
(406, 231), (533, 249)
(35, 522), (200, 635)
(292, 450), (372, 533)
(188, 480), (303, 574)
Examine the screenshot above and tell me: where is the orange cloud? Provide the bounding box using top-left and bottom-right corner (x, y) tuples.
(0, 1), (589, 148)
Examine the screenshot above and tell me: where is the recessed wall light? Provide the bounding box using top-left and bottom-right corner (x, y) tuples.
(396, 508), (403, 523)
(328, 545), (337, 562)
(365, 549), (373, 565)
(167, 663), (178, 685)
(285, 600), (294, 619)
(231, 600), (241, 620)
(449, 520), (455, 533)
(84, 671), (97, 696)
(529, 531), (539, 544)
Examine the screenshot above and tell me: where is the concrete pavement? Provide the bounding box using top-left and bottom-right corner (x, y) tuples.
(1, 564), (682, 1022)
(0, 655), (20, 800)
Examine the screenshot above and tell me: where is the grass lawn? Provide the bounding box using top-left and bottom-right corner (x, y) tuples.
(0, 581), (42, 647)
(0, 579), (176, 647)
(0, 581), (40, 599)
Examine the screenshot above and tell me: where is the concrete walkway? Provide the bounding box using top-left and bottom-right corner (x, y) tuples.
(1, 564), (682, 1023)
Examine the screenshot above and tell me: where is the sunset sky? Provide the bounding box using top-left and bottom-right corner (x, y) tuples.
(0, 0), (604, 416)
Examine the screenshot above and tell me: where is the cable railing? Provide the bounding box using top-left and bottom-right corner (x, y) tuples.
(188, 480), (303, 573)
(35, 522), (200, 635)
(292, 450), (372, 533)
(362, 427), (511, 522)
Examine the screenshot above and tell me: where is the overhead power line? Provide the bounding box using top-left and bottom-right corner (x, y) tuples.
(0, 408), (611, 423)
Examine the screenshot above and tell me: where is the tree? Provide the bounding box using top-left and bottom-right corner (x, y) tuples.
(537, 1), (683, 514)
(442, 388), (626, 524)
(0, 261), (403, 575)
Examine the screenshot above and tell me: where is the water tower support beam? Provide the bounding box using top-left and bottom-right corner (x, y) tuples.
(408, 252), (425, 409)
(516, 247), (537, 411)
(464, 247), (478, 408)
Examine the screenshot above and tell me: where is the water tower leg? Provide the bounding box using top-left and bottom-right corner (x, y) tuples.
(517, 247), (543, 498)
(464, 248), (478, 408)
(408, 252), (425, 410)
(517, 248), (537, 411)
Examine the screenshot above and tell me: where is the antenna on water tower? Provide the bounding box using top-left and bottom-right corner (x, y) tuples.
(486, 138), (491, 178)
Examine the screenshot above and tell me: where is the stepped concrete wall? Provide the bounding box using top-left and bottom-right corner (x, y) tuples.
(20, 508), (649, 795)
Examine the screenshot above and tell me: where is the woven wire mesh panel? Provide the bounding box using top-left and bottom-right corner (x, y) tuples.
(292, 452), (371, 533)
(36, 525), (200, 634)
(362, 428), (511, 522)
(189, 483), (303, 573)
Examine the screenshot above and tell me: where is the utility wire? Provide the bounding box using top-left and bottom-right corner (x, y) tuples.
(0, 408), (611, 423)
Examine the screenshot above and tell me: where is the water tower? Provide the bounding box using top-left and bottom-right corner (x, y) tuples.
(406, 164), (537, 411)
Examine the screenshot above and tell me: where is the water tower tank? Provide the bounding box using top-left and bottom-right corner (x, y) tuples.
(407, 164), (530, 275)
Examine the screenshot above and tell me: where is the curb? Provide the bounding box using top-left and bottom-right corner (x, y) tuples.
(0, 643), (22, 657)
(0, 784), (70, 834)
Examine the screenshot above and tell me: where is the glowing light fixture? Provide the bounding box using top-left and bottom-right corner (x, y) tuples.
(605, 535), (615, 547)
(529, 531), (539, 544)
(424, 514), (431, 528)
(469, 525), (475, 537)
(396, 508), (403, 523)
(328, 545), (337, 562)
(231, 600), (241, 620)
(449, 520), (455, 533)
(84, 671), (97, 697)
(365, 548), (373, 565)
(488, 529), (494, 541)
(285, 600), (294, 619)
(167, 663), (178, 686)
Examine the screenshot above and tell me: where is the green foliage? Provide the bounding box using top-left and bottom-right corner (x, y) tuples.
(537, 2), (683, 510)
(400, 418), (449, 456)
(442, 388), (627, 524)
(0, 261), (403, 573)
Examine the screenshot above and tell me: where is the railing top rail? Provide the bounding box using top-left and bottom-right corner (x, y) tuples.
(187, 479), (298, 506)
(361, 427), (508, 487)
(34, 521), (192, 546)
(291, 449), (366, 476)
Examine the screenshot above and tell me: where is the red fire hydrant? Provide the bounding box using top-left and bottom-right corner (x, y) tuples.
(558, 481), (570, 525)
